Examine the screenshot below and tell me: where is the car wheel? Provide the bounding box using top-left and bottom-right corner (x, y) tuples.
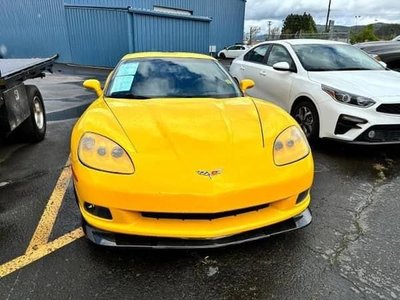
(219, 53), (226, 59)
(292, 100), (320, 142)
(17, 85), (46, 142)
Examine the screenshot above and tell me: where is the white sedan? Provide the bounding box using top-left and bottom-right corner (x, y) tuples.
(218, 44), (248, 59)
(230, 39), (400, 144)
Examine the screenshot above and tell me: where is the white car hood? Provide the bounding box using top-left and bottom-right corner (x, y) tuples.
(308, 70), (400, 98)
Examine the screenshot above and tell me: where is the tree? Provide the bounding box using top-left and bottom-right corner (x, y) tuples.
(350, 24), (379, 43)
(266, 27), (281, 41)
(248, 26), (261, 44)
(281, 13), (317, 38)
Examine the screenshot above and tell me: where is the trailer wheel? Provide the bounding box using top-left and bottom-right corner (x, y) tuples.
(18, 85), (46, 142)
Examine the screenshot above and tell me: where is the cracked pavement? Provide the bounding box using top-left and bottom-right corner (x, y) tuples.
(1, 65), (400, 299)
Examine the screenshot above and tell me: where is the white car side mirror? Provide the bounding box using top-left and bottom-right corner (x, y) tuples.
(273, 62), (291, 71)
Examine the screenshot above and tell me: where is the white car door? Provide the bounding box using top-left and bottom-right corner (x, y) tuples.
(256, 44), (297, 110)
(232, 44), (271, 99)
(226, 45), (243, 58)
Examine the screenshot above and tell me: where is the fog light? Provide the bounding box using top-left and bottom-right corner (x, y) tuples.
(84, 202), (112, 220)
(368, 130), (376, 139)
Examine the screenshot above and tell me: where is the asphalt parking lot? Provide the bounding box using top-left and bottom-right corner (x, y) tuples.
(1, 63), (400, 299)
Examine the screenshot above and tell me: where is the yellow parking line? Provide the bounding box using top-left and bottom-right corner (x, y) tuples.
(26, 160), (71, 253)
(0, 228), (84, 278)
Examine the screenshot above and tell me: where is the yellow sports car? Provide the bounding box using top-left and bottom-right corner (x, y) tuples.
(70, 52), (314, 248)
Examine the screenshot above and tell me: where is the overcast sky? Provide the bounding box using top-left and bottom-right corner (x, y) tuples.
(245, 0), (400, 33)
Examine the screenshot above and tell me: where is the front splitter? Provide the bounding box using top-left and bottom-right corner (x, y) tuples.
(84, 208), (312, 249)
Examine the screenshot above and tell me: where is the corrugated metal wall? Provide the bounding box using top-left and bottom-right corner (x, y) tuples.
(65, 6), (130, 67)
(0, 0), (71, 61)
(132, 10), (210, 53)
(0, 0), (245, 66)
(66, 0), (246, 51)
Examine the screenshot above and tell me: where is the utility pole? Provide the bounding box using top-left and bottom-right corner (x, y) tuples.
(355, 15), (361, 32)
(325, 0), (332, 32)
(268, 21), (272, 40)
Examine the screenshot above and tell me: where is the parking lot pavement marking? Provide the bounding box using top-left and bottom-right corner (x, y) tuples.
(0, 228), (84, 278)
(0, 157), (86, 279)
(26, 159), (71, 253)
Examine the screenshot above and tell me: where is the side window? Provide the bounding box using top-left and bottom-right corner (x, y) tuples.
(227, 45), (236, 50)
(266, 45), (295, 69)
(244, 45), (270, 64)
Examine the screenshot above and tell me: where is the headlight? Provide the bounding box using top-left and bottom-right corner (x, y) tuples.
(322, 85), (375, 108)
(274, 126), (310, 166)
(78, 132), (134, 174)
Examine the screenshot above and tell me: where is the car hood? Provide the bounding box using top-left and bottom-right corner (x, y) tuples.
(105, 97), (264, 165)
(308, 70), (400, 98)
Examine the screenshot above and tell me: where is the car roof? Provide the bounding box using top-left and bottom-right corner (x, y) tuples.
(258, 39), (346, 46)
(122, 52), (215, 60)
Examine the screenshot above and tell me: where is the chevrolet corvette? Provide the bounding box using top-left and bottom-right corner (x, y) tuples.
(70, 52), (314, 248)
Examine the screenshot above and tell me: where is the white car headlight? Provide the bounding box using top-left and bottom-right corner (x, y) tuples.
(322, 85), (376, 108)
(78, 132), (134, 174)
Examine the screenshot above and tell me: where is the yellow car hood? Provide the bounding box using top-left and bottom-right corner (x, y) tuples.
(105, 97), (264, 159)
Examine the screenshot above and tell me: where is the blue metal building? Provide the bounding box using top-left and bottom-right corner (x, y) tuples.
(0, 0), (246, 67)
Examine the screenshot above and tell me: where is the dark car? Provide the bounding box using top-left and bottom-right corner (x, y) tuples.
(356, 40), (400, 71)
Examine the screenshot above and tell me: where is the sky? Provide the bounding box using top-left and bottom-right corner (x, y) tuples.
(245, 0), (400, 34)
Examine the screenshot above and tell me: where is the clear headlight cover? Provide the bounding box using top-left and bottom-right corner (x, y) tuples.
(78, 132), (134, 174)
(274, 126), (310, 166)
(322, 85), (375, 108)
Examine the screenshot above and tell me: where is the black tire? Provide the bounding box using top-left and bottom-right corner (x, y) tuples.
(17, 85), (46, 143)
(219, 53), (226, 59)
(291, 100), (320, 142)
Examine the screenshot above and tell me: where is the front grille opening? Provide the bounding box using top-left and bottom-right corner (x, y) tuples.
(141, 203), (270, 220)
(296, 189), (309, 204)
(377, 104), (400, 115)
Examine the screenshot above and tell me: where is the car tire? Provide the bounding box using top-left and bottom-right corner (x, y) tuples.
(291, 100), (320, 142)
(219, 53), (226, 59)
(17, 85), (46, 143)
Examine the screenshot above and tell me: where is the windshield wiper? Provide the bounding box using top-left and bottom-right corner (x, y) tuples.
(338, 67), (371, 71)
(108, 91), (150, 99)
(175, 93), (238, 98)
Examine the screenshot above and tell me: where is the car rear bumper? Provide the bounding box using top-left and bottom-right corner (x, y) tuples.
(84, 208), (312, 249)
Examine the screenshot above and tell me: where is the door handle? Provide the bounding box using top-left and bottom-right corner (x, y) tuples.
(259, 71), (267, 76)
(240, 66), (245, 71)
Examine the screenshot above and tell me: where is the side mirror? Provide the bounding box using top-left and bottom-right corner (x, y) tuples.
(83, 79), (103, 97)
(273, 62), (291, 71)
(240, 79), (255, 93)
(379, 61), (387, 68)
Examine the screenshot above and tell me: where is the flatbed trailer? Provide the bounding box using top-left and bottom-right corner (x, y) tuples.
(0, 55), (57, 142)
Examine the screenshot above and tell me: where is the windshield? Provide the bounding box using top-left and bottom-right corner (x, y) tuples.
(292, 44), (385, 71)
(106, 58), (241, 99)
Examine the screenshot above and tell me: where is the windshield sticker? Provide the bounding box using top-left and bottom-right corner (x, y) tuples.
(117, 62), (139, 76)
(225, 79), (233, 85)
(110, 75), (134, 94)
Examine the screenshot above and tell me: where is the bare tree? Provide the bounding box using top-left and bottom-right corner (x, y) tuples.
(249, 26), (261, 44)
(268, 27), (281, 41)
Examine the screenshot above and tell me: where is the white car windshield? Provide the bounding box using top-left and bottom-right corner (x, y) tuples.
(106, 58), (241, 99)
(292, 44), (385, 71)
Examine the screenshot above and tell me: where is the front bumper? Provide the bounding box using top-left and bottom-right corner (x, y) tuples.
(84, 208), (312, 249)
(318, 97), (400, 144)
